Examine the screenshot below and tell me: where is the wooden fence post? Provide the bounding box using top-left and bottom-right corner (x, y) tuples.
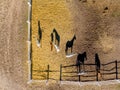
(60, 64), (62, 81)
(78, 65), (81, 82)
(115, 60), (118, 79)
(47, 65), (50, 81)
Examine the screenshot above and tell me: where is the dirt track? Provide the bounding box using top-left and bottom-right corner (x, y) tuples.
(0, 0), (28, 89)
(0, 0), (120, 90)
(69, 0), (120, 63)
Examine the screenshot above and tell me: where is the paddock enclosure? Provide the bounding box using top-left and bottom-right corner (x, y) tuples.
(32, 0), (75, 80)
(31, 0), (120, 81)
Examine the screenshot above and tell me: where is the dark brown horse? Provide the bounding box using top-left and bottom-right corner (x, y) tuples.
(76, 52), (87, 73)
(95, 53), (102, 80)
(65, 35), (76, 55)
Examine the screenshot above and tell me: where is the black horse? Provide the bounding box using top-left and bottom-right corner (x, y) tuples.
(95, 53), (101, 72)
(37, 20), (43, 47)
(95, 53), (102, 80)
(53, 28), (60, 47)
(65, 35), (76, 54)
(76, 52), (87, 73)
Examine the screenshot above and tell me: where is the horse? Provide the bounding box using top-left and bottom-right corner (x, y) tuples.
(95, 53), (102, 80)
(53, 28), (60, 47)
(37, 20), (43, 47)
(76, 52), (87, 73)
(65, 35), (76, 55)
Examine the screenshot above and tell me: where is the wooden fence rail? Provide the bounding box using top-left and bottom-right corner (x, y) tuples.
(32, 60), (120, 82)
(60, 60), (120, 82)
(33, 64), (60, 81)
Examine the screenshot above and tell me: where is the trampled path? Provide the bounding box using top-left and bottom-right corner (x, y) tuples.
(0, 0), (27, 89)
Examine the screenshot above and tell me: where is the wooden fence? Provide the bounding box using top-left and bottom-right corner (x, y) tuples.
(61, 63), (97, 82)
(33, 65), (60, 81)
(28, 0), (120, 83)
(32, 60), (120, 82)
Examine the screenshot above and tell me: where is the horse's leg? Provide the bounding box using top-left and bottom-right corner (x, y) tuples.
(79, 65), (81, 73)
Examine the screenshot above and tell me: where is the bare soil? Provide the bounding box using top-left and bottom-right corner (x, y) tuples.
(0, 0), (28, 89)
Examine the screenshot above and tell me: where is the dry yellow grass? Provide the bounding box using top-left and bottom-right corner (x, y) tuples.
(32, 0), (75, 80)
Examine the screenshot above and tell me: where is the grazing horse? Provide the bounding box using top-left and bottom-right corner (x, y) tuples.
(53, 28), (60, 47)
(76, 52), (87, 73)
(95, 53), (102, 80)
(37, 20), (43, 47)
(65, 35), (76, 55)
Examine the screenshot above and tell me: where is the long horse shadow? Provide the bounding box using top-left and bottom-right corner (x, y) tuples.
(50, 32), (54, 51)
(37, 20), (43, 47)
(52, 28), (60, 52)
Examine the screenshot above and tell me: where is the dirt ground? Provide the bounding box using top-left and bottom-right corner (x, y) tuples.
(0, 0), (120, 90)
(0, 0), (28, 89)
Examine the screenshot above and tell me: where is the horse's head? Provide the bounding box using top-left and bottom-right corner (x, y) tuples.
(84, 52), (87, 60)
(95, 53), (98, 58)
